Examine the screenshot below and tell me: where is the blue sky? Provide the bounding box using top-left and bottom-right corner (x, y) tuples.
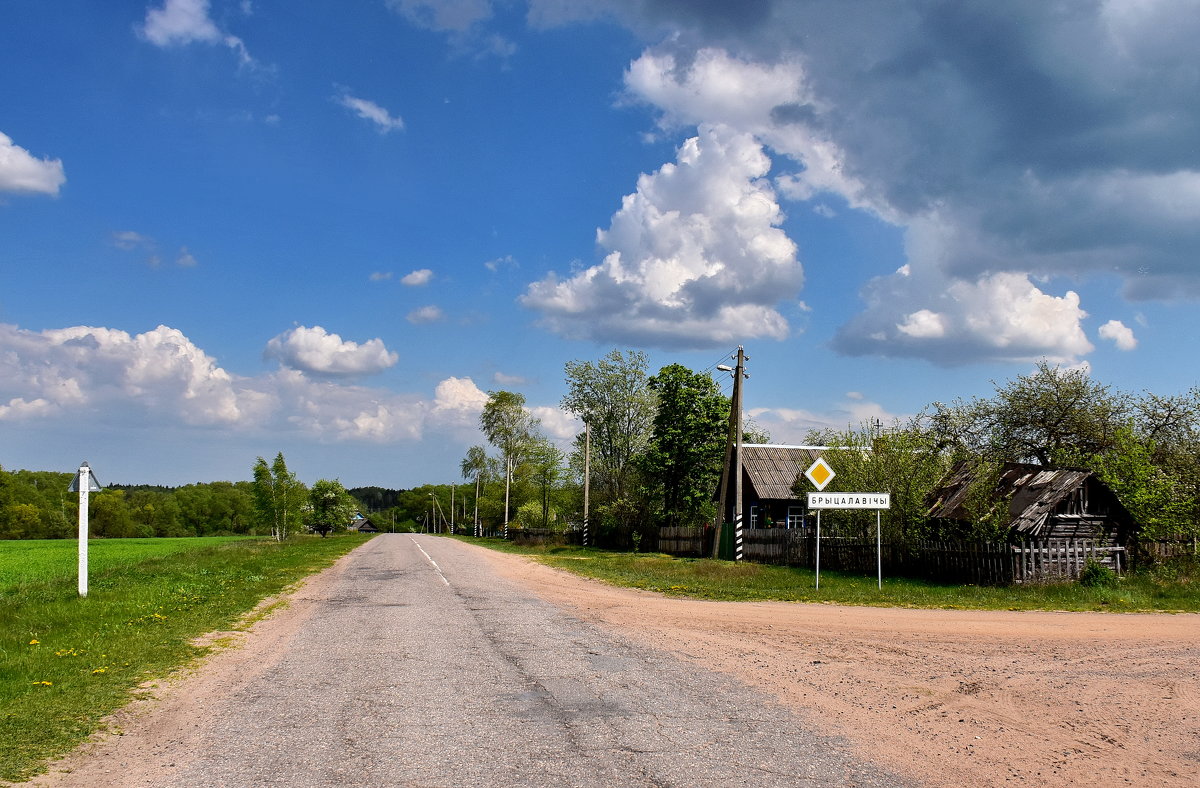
(2, 0), (1198, 488)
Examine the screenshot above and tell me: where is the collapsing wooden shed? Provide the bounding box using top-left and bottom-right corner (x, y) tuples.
(927, 461), (1137, 543)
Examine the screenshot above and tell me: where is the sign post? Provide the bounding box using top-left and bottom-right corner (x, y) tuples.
(804, 459), (836, 590)
(69, 462), (101, 598)
(806, 491), (891, 590)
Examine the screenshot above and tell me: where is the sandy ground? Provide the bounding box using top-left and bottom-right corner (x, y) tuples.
(473, 547), (1200, 787)
(21, 543), (1200, 787)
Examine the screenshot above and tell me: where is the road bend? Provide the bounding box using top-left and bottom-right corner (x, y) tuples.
(92, 534), (911, 787)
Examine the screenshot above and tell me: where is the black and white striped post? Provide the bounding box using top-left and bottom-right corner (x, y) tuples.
(719, 347), (749, 561)
(582, 420), (590, 547)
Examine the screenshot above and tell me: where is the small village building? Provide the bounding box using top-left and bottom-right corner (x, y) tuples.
(926, 461), (1137, 543)
(717, 444), (829, 529)
(347, 511), (380, 533)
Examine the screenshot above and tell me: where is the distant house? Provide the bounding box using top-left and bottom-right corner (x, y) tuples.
(717, 444), (829, 529)
(347, 511), (380, 533)
(927, 461), (1137, 542)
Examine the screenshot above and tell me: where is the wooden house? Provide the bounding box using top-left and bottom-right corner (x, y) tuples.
(718, 444), (828, 529)
(927, 461), (1137, 542)
(347, 511), (380, 533)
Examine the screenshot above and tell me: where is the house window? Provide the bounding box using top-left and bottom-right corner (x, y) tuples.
(787, 506), (803, 530)
(749, 505), (758, 529)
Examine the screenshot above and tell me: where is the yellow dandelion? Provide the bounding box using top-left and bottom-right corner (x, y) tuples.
(29, 639), (39, 645)
(33, 681), (53, 686)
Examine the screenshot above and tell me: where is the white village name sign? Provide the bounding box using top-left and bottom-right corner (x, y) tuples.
(807, 492), (891, 510)
(802, 459), (891, 590)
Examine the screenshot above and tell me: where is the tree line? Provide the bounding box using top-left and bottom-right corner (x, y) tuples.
(0, 453), (359, 540)
(461, 355), (1199, 546)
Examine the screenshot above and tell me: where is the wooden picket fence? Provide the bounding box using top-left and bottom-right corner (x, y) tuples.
(656, 528), (1138, 585)
(1010, 538), (1125, 583)
(1135, 539), (1199, 565)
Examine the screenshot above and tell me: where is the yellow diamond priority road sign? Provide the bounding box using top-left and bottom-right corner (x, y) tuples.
(804, 457), (835, 491)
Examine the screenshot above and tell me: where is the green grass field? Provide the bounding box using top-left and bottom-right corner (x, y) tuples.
(451, 537), (1200, 613)
(0, 537), (253, 593)
(0, 534), (373, 782)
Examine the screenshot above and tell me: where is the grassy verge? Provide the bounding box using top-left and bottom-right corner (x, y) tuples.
(0, 537), (256, 590)
(0, 534), (373, 782)
(449, 536), (1200, 613)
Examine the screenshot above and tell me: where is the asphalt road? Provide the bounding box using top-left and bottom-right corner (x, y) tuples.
(142, 534), (910, 787)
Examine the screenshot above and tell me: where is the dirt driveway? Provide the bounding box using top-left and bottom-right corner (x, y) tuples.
(479, 547), (1200, 787)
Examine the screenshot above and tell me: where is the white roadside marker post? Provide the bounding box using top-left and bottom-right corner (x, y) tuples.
(70, 461), (101, 598)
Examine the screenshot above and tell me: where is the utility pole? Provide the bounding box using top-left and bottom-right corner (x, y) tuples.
(583, 420), (591, 548)
(503, 456), (512, 540)
(714, 347), (749, 561)
(732, 347), (747, 562)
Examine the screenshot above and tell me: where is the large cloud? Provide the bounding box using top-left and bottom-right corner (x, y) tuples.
(0, 323), (487, 444)
(264, 326), (399, 377)
(526, 0), (1200, 365)
(522, 123), (803, 348)
(0, 132), (65, 196)
(0, 324), (263, 426)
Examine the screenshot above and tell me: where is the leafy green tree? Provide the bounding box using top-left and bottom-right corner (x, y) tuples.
(1058, 425), (1197, 541)
(525, 439), (566, 529)
(90, 490), (136, 538)
(800, 420), (946, 540)
(308, 479), (356, 537)
(460, 445), (488, 534)
(561, 350), (656, 507)
(251, 453), (307, 541)
(2, 503), (40, 540)
(639, 364), (728, 529)
(480, 390), (539, 535)
(932, 361), (1128, 465)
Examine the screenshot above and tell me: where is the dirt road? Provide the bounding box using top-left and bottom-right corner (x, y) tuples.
(478, 545), (1200, 786)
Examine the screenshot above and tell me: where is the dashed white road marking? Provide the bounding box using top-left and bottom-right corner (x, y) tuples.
(410, 537), (450, 585)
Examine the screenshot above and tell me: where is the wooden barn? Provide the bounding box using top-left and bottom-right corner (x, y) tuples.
(927, 461), (1137, 543)
(718, 444), (828, 529)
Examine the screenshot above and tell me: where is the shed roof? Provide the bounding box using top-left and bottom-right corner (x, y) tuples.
(740, 444), (826, 501)
(927, 461), (1133, 536)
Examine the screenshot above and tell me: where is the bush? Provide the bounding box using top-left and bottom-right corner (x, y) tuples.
(1079, 559), (1118, 588)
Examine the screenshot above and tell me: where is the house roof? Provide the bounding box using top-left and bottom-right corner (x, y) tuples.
(740, 444), (827, 500)
(927, 461), (1134, 536)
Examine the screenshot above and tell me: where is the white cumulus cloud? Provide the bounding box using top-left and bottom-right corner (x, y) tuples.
(406, 305), (445, 324)
(522, 123), (803, 348)
(0, 321), (502, 445)
(835, 270), (1093, 366)
(0, 323), (265, 427)
(1098, 319), (1137, 351)
(264, 326), (399, 377)
(401, 268), (433, 286)
(0, 131), (65, 196)
(140, 0), (255, 66)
